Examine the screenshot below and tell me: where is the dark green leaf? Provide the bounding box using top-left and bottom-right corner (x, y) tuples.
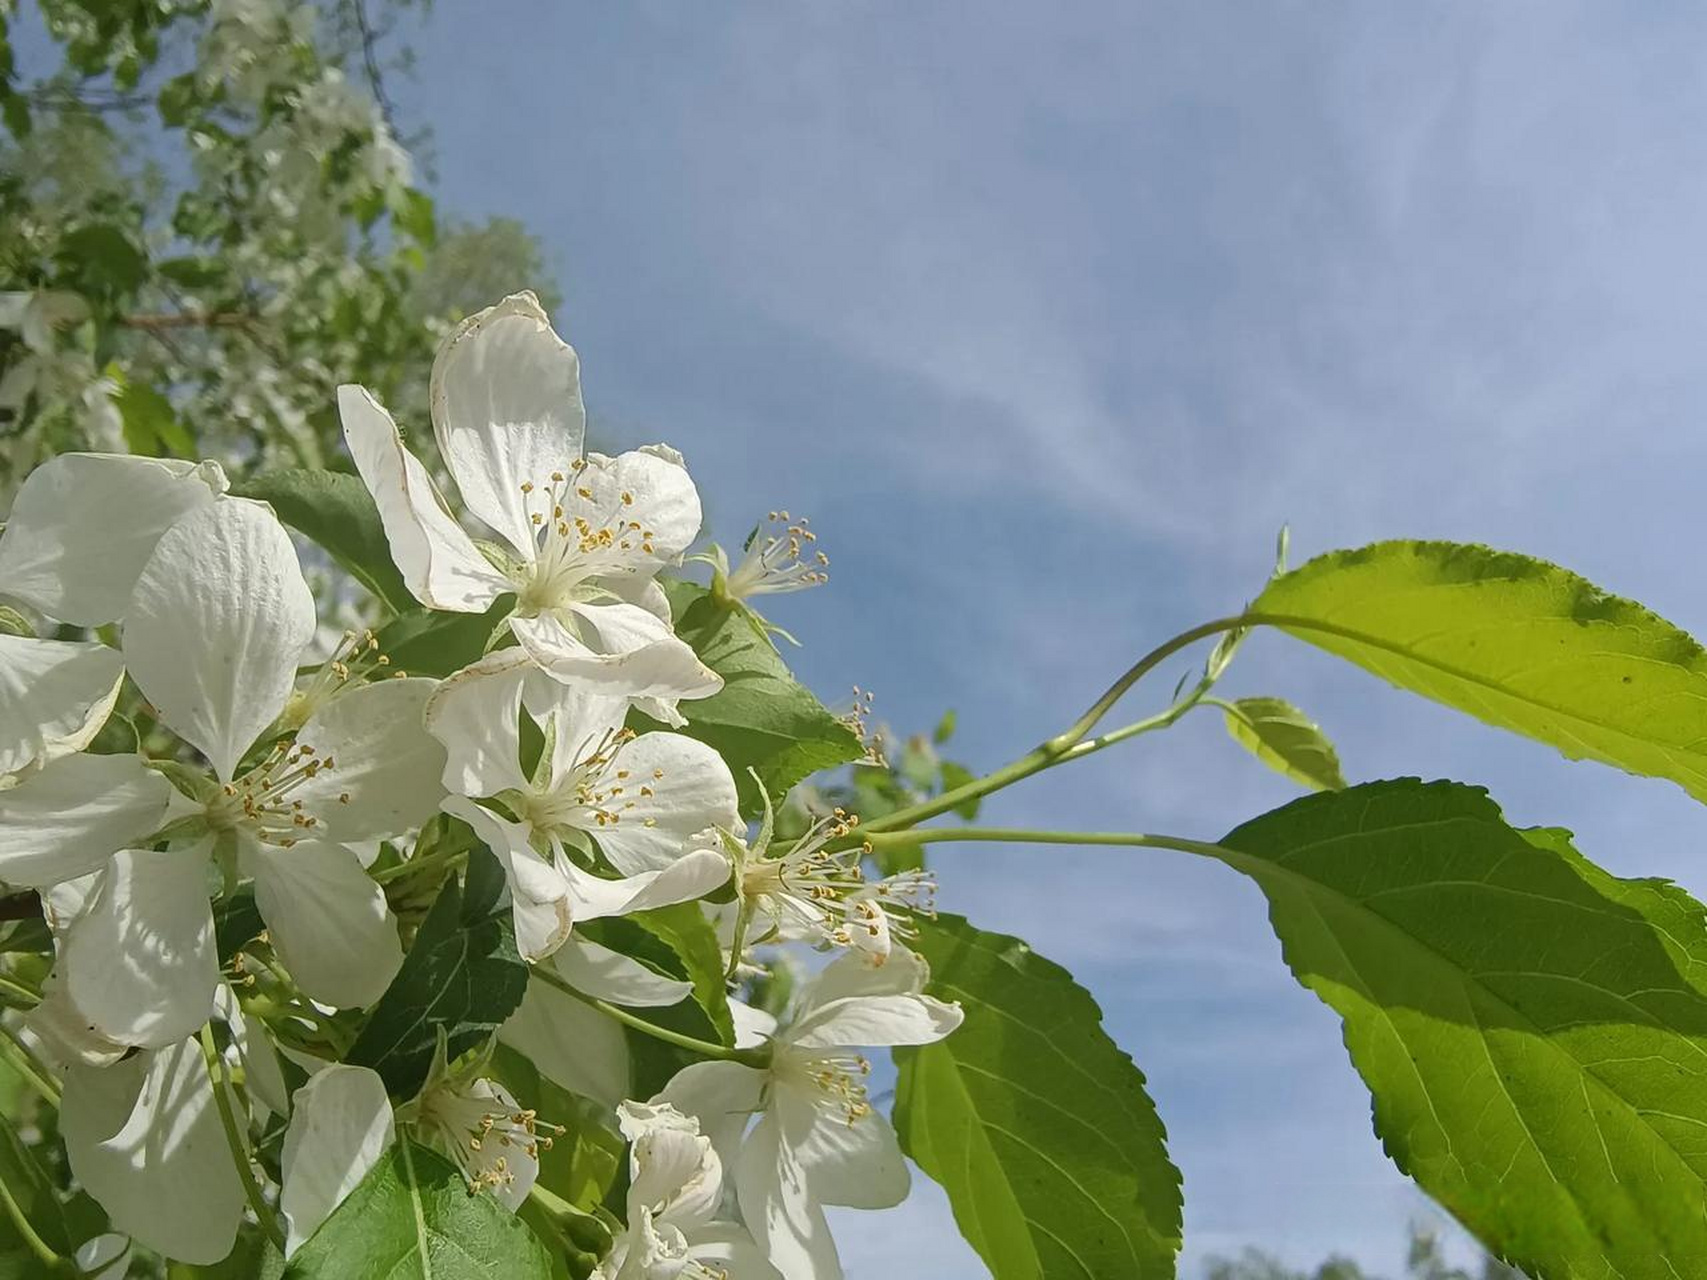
(376, 599), (513, 679)
(56, 225), (146, 299)
(284, 1140), (551, 1278)
(213, 889), (263, 963)
(156, 256), (225, 289)
(1220, 696), (1345, 791)
(896, 915), (1182, 1279)
(0, 1111), (76, 1255)
(652, 581), (863, 813)
(1255, 541), (1707, 804)
(1219, 778), (1707, 1279)
(234, 470), (414, 616)
(345, 847), (527, 1099)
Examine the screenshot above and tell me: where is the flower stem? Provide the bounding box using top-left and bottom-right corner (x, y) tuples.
(0, 1174), (69, 1274)
(861, 825), (1235, 863)
(0, 1023), (59, 1107)
(372, 843), (468, 886)
(530, 963), (770, 1068)
(856, 615), (1253, 837)
(197, 1024), (286, 1252)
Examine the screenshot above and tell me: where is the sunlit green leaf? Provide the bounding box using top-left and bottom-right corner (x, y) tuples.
(234, 469), (415, 616)
(1220, 696), (1345, 791)
(1219, 778), (1707, 1279)
(896, 915), (1182, 1280)
(1255, 541), (1707, 803)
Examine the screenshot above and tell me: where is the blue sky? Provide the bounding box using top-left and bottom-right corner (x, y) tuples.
(390, 3), (1707, 1274)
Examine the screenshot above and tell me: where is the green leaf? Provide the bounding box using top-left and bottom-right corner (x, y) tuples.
(116, 379), (194, 458)
(895, 915), (1182, 1280)
(1254, 540), (1707, 803)
(283, 1140), (551, 1278)
(1218, 778), (1707, 1279)
(652, 581), (863, 813)
(933, 708), (958, 744)
(56, 225), (146, 299)
(376, 599), (513, 679)
(489, 1045), (623, 1213)
(939, 759), (981, 819)
(0, 1111), (76, 1256)
(234, 470), (415, 616)
(1219, 696), (1345, 791)
(345, 847), (528, 1099)
(212, 888), (263, 963)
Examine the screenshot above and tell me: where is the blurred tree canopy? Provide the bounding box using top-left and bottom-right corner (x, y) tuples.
(0, 0), (559, 509)
(1206, 1226), (1528, 1280)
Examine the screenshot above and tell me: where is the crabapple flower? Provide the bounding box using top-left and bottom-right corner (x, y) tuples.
(1, 498), (444, 1048)
(426, 649), (737, 960)
(280, 1055), (561, 1251)
(721, 790), (935, 968)
(594, 1101), (778, 1280)
(338, 291), (720, 716)
(0, 632), (124, 780)
(701, 511), (830, 647)
(658, 949), (962, 1280)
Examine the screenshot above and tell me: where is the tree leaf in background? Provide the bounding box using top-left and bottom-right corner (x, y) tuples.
(1220, 696), (1345, 791)
(115, 379), (194, 459)
(234, 469), (417, 617)
(652, 580), (864, 814)
(1254, 540), (1707, 803)
(283, 1140), (551, 1279)
(895, 914), (1183, 1280)
(1219, 778), (1707, 1279)
(345, 847), (527, 1099)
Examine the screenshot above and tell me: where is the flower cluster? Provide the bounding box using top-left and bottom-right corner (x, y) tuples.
(0, 292), (959, 1277)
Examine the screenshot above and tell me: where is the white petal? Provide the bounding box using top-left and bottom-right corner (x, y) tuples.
(563, 448), (703, 572)
(64, 847), (219, 1049)
(593, 733), (740, 875)
(61, 1040), (246, 1265)
(246, 839), (402, 1008)
(0, 635), (124, 777)
(281, 1064), (395, 1255)
(551, 937), (693, 1008)
(24, 972), (128, 1069)
(735, 1113), (844, 1280)
(0, 753), (170, 887)
(0, 453), (224, 626)
(776, 1084), (907, 1209)
(429, 292), (585, 557)
(728, 999), (779, 1051)
(124, 498), (316, 781)
(339, 385), (510, 612)
(562, 848), (730, 921)
(525, 674), (630, 788)
(501, 977), (630, 1107)
(653, 1059), (766, 1180)
(617, 1101), (723, 1230)
(445, 798), (571, 961)
(472, 1078), (539, 1210)
(795, 946), (930, 1018)
(681, 1223), (782, 1279)
(291, 677), (446, 840)
(512, 605), (721, 704)
(786, 993), (963, 1054)
(423, 649), (533, 797)
(73, 1233), (131, 1278)
(214, 985), (290, 1120)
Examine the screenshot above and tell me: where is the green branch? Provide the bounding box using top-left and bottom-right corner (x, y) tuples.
(530, 963), (770, 1068)
(197, 1025), (286, 1252)
(862, 826), (1234, 863)
(0, 1175), (69, 1274)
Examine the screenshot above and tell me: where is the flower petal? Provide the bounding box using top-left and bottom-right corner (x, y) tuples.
(0, 635), (124, 777)
(563, 448), (703, 574)
(0, 752), (170, 887)
(551, 937), (693, 1008)
(786, 993), (963, 1054)
(562, 847), (730, 922)
(423, 649), (534, 797)
(445, 797), (571, 961)
(681, 1223), (783, 1279)
(64, 846), (219, 1049)
(794, 946), (930, 1018)
(291, 677), (446, 840)
(61, 1039), (247, 1266)
(246, 839), (402, 1008)
(124, 498), (316, 781)
(281, 1064), (395, 1255)
(593, 732), (740, 875)
(735, 1112), (844, 1280)
(429, 292), (584, 558)
(24, 971), (128, 1069)
(617, 1100), (723, 1231)
(776, 1084), (908, 1209)
(0, 453), (225, 626)
(339, 384), (509, 612)
(654, 1059), (766, 1180)
(501, 977), (630, 1107)
(511, 604), (721, 704)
